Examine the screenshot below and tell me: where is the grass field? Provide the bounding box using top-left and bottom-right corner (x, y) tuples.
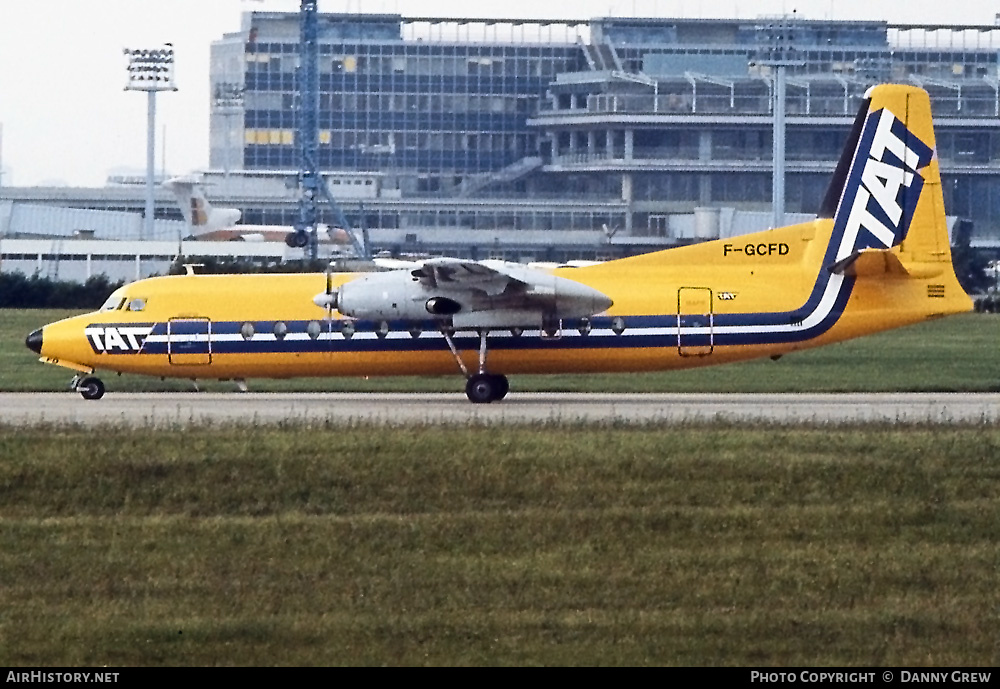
(4, 309), (999, 665)
(3, 309), (999, 393)
(1, 423), (998, 666)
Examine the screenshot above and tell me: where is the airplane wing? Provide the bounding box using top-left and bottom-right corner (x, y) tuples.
(410, 258), (526, 296)
(332, 257), (611, 326)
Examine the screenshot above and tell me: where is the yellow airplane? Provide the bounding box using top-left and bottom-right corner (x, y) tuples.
(26, 85), (972, 403)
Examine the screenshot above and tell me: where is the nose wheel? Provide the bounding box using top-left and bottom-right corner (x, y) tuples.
(71, 375), (105, 400)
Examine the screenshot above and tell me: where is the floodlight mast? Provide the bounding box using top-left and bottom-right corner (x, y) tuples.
(212, 83), (244, 180)
(754, 18), (804, 229)
(124, 45), (177, 241)
(293, 0), (367, 261)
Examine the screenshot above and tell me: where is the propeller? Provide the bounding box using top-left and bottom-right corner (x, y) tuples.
(312, 265), (339, 317)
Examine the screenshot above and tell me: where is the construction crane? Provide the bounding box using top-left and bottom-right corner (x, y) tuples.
(286, 0), (368, 260)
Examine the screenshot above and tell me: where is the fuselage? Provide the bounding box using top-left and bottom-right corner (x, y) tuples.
(190, 225), (350, 244)
(26, 85), (977, 393)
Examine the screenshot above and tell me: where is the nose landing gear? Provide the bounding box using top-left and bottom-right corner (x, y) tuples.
(70, 374), (105, 400)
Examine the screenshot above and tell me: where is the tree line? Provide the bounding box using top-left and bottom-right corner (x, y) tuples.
(0, 273), (125, 309)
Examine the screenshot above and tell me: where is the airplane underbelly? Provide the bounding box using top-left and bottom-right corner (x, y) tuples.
(116, 340), (787, 379)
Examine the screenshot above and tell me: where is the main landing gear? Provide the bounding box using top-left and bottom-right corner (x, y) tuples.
(70, 374), (105, 400)
(440, 328), (509, 404)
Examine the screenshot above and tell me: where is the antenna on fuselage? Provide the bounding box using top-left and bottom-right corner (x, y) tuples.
(183, 263), (205, 276)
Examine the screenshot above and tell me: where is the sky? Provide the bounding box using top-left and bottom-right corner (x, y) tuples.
(1, 0), (998, 187)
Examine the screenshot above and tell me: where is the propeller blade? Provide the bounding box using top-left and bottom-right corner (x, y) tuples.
(318, 265), (338, 316)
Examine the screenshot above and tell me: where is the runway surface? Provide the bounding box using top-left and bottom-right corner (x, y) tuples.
(2, 392), (998, 427)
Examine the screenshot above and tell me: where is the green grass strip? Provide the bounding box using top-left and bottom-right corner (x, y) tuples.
(2, 424), (998, 665)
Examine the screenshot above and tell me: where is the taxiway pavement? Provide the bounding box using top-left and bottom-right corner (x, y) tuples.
(1, 392), (998, 427)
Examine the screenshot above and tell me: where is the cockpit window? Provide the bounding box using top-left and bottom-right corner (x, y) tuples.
(100, 295), (126, 312)
(126, 298), (147, 312)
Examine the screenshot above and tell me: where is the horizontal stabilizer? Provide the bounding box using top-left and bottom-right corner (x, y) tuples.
(828, 248), (943, 278)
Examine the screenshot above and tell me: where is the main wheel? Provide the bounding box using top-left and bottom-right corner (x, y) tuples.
(465, 374), (509, 403)
(465, 373), (497, 404)
(78, 376), (105, 400)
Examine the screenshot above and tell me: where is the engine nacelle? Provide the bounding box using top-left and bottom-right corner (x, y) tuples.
(337, 271), (454, 321)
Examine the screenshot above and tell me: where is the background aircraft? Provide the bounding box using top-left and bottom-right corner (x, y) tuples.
(163, 176), (351, 247)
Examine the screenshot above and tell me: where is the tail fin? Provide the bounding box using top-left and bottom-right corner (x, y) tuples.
(825, 85), (958, 276)
(818, 84), (973, 321)
(162, 176), (242, 236)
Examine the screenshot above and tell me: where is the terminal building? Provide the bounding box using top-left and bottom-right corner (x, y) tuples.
(3, 11), (1000, 280)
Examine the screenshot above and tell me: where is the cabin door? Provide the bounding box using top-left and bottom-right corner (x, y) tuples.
(167, 317), (212, 366)
(677, 287), (713, 357)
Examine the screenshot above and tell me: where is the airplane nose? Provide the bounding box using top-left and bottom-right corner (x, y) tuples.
(25, 328), (43, 355)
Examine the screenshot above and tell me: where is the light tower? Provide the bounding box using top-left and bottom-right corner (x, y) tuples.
(124, 44), (177, 240)
(212, 82), (244, 179)
(755, 17), (804, 229)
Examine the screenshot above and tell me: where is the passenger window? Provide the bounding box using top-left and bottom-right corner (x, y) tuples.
(240, 322), (255, 340)
(306, 321), (322, 340)
(273, 322), (288, 340)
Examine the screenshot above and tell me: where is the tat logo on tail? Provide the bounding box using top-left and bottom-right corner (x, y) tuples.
(835, 107), (934, 260)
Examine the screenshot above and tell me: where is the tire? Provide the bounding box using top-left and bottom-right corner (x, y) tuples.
(465, 373), (496, 404)
(79, 376), (105, 400)
(465, 374), (509, 403)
